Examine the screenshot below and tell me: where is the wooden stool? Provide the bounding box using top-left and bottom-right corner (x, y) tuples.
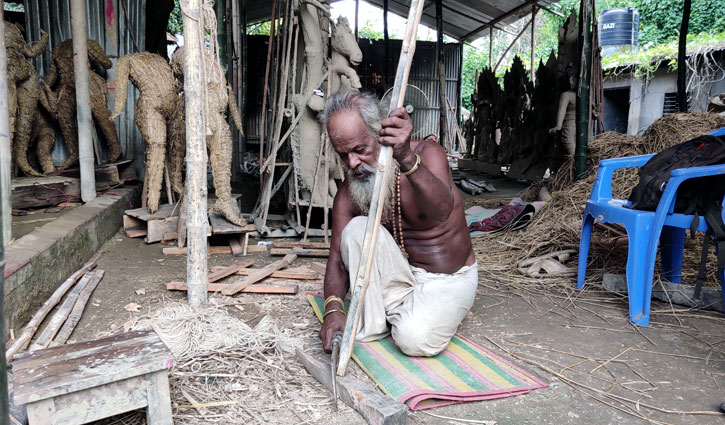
(13, 330), (174, 425)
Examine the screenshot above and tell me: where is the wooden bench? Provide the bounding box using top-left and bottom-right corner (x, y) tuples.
(13, 330), (174, 425)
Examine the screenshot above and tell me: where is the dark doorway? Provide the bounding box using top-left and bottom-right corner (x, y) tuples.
(603, 87), (630, 133)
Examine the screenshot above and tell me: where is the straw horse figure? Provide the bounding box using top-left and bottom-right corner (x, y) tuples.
(329, 17), (362, 94)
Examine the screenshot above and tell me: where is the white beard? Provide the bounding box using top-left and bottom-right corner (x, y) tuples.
(347, 164), (396, 222)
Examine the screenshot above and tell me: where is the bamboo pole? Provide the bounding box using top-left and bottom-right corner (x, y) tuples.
(70, 0), (96, 202)
(493, 18), (531, 72)
(530, 5), (537, 83)
(181, 0), (209, 306)
(259, 0), (278, 186)
(337, 0), (425, 377)
(0, 6), (12, 246)
(302, 133), (326, 242)
(260, 0), (296, 227)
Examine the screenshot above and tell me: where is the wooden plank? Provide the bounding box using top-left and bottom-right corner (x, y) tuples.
(50, 270), (105, 346)
(146, 370), (173, 424)
(5, 260), (97, 362)
(272, 241), (330, 249)
(296, 349), (407, 425)
(167, 281), (298, 294)
(30, 271), (96, 351)
(222, 254), (297, 295)
(125, 228), (147, 238)
(270, 248), (329, 257)
(208, 259), (255, 283)
(146, 216), (179, 244)
(124, 204), (177, 222)
(123, 215), (145, 237)
(13, 330), (173, 405)
(210, 266), (318, 280)
(229, 236), (243, 256)
(163, 246), (241, 255)
(310, 262), (327, 276)
(208, 211), (256, 235)
(11, 176), (81, 209)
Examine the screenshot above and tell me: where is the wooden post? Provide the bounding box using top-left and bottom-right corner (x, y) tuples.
(70, 0), (96, 202)
(678, 0), (691, 112)
(0, 5), (12, 246)
(575, 0), (593, 180)
(383, 0), (389, 86)
(488, 26), (493, 67)
(436, 0), (447, 149)
(182, 0), (209, 306)
(337, 0), (425, 377)
(530, 5), (537, 83)
(354, 0), (359, 40)
(0, 5), (9, 412)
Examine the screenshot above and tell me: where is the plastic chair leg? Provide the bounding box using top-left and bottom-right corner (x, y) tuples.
(626, 226), (651, 326)
(577, 213), (595, 290)
(660, 226), (685, 283)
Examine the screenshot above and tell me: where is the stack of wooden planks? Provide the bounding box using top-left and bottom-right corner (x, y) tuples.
(166, 253), (322, 296)
(5, 258), (104, 362)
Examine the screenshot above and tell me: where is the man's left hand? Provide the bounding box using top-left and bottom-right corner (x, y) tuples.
(379, 107), (415, 166)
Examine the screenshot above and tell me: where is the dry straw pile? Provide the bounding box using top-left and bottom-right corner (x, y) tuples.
(474, 112), (725, 289)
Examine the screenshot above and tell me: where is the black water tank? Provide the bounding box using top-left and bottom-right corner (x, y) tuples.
(599, 7), (639, 47)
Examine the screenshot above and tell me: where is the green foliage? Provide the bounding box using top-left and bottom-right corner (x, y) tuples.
(358, 20), (385, 40)
(168, 1), (183, 36)
(247, 21), (272, 36)
(600, 0), (725, 46)
(602, 31), (725, 78)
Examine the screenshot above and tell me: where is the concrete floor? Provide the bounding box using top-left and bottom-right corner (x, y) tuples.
(39, 182), (725, 424)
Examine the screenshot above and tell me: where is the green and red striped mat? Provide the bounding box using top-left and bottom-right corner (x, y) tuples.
(307, 294), (547, 410)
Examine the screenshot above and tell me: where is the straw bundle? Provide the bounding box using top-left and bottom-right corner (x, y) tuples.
(476, 112), (725, 290)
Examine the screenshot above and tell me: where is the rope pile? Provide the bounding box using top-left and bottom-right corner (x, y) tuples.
(129, 302), (300, 361)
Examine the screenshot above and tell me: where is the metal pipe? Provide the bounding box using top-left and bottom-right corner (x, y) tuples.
(71, 0), (97, 202)
(0, 4), (12, 247)
(182, 0), (209, 305)
(575, 0), (593, 179)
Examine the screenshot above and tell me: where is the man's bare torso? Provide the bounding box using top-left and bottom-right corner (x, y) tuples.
(339, 139), (474, 274)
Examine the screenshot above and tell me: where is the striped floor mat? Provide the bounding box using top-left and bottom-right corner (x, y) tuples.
(308, 294), (547, 410)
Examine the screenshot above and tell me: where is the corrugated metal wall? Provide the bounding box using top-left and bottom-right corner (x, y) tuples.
(357, 39), (462, 141)
(23, 0), (146, 175)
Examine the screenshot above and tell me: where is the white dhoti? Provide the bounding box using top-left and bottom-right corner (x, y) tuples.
(341, 216), (478, 356)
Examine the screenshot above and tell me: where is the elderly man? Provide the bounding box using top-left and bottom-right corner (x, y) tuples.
(319, 92), (477, 357)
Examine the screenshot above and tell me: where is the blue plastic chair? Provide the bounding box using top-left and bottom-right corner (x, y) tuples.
(577, 128), (725, 326)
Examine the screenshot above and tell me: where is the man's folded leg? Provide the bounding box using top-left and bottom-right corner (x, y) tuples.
(388, 263), (479, 356)
(340, 216), (416, 341)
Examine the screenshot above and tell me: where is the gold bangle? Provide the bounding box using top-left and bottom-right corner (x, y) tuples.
(323, 295), (344, 310)
(401, 154), (421, 176)
(323, 308), (346, 319)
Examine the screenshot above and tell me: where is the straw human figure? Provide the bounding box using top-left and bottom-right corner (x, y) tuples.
(5, 22), (49, 176)
(44, 39), (122, 170)
(170, 46), (246, 226)
(111, 52), (183, 214)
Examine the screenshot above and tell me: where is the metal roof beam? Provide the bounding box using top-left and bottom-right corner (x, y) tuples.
(460, 0), (539, 41)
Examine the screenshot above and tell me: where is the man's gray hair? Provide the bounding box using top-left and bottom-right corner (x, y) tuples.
(320, 91), (384, 140)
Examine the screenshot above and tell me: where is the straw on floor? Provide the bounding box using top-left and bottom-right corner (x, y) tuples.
(307, 294), (547, 410)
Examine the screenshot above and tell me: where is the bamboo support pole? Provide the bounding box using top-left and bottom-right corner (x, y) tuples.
(530, 5), (537, 83)
(322, 57), (333, 245)
(181, 0), (209, 306)
(71, 0), (97, 202)
(260, 2), (296, 227)
(337, 0), (425, 377)
(0, 8), (12, 245)
(493, 18), (531, 72)
(302, 133), (326, 242)
(259, 0), (278, 185)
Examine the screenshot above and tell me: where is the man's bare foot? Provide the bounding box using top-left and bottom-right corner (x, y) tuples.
(211, 199), (247, 226)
